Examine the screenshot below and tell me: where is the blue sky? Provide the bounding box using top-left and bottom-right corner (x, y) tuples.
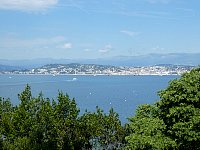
(0, 0), (199, 59)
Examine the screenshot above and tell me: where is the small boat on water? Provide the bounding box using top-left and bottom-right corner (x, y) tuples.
(72, 77), (77, 81)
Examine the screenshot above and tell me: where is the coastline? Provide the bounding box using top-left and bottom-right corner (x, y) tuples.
(0, 64), (193, 76)
(0, 73), (180, 76)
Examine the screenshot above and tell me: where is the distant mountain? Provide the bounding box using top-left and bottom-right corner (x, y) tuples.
(0, 58), (73, 69)
(74, 53), (200, 66)
(97, 53), (200, 66)
(0, 53), (199, 67)
(0, 64), (22, 71)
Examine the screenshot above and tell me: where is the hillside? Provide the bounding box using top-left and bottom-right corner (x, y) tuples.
(1, 63), (195, 76)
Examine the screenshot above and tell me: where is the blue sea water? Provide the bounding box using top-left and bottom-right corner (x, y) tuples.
(0, 75), (178, 123)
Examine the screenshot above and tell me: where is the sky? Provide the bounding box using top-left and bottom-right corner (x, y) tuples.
(0, 0), (200, 59)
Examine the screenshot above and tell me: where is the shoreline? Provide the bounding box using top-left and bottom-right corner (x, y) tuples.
(0, 73), (180, 76)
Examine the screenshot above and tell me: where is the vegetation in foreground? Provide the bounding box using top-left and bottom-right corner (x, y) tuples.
(0, 67), (200, 149)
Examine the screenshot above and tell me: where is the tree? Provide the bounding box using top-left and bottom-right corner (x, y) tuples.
(157, 67), (200, 149)
(125, 104), (176, 149)
(0, 85), (127, 149)
(53, 92), (80, 149)
(98, 107), (125, 149)
(2, 85), (36, 149)
(79, 107), (126, 149)
(125, 67), (200, 149)
(0, 97), (14, 150)
(0, 85), (82, 150)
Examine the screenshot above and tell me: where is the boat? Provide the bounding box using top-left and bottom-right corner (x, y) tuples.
(72, 77), (77, 81)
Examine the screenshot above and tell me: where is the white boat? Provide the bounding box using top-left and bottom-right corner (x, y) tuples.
(72, 77), (77, 81)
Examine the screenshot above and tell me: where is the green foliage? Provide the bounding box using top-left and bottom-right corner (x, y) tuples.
(125, 104), (176, 150)
(125, 67), (200, 149)
(157, 67), (200, 149)
(79, 107), (125, 149)
(0, 85), (126, 149)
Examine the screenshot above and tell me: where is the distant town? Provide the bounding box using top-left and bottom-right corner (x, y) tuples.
(0, 63), (195, 76)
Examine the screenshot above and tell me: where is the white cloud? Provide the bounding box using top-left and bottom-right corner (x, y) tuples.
(60, 43), (72, 49)
(0, 0), (58, 11)
(120, 30), (140, 37)
(99, 44), (113, 54)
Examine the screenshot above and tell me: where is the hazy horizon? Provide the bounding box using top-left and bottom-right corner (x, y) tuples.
(0, 53), (199, 68)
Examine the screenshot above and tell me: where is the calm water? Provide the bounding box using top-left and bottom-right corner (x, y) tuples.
(0, 75), (178, 123)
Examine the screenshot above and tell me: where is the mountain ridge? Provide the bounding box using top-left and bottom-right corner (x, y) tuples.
(0, 53), (199, 68)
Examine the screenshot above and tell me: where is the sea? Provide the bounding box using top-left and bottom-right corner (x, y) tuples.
(0, 75), (178, 123)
